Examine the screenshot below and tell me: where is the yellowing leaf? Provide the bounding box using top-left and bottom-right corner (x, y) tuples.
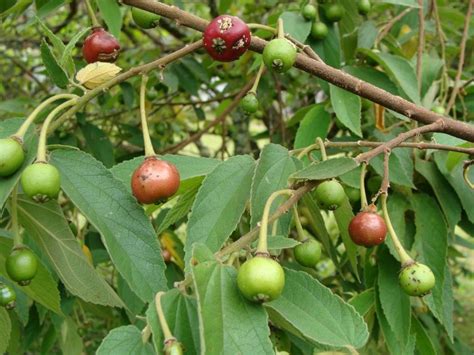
(76, 62), (122, 89)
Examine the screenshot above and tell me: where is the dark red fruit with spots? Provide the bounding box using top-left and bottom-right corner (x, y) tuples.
(131, 157), (180, 204)
(348, 210), (387, 247)
(82, 27), (120, 63)
(203, 15), (251, 62)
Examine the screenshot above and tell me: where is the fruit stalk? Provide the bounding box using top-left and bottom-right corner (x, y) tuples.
(84, 0), (100, 27)
(10, 185), (22, 246)
(37, 98), (79, 162)
(249, 61), (265, 95)
(139, 75), (156, 157)
(155, 292), (174, 341)
(316, 137), (327, 161)
(360, 163), (368, 209)
(381, 194), (413, 265)
(277, 18), (284, 39)
(14, 94), (78, 140)
(256, 189), (293, 254)
(292, 205), (306, 241)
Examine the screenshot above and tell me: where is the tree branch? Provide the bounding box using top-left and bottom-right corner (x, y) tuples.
(123, 0), (474, 142)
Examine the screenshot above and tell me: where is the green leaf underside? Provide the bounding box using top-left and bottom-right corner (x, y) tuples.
(291, 157), (358, 181)
(96, 325), (154, 355)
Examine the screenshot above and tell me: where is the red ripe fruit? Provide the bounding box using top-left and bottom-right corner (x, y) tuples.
(131, 157), (180, 204)
(348, 210), (387, 247)
(203, 15), (251, 62)
(82, 27), (120, 63)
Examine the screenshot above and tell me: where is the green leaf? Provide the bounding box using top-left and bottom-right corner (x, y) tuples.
(381, 0), (419, 6)
(329, 84), (362, 136)
(375, 287), (416, 355)
(79, 122), (115, 168)
(0, 236), (62, 315)
(185, 156), (255, 270)
(96, 0), (122, 39)
(97, 325), (154, 355)
(415, 159), (461, 234)
(377, 248), (411, 346)
(309, 25), (341, 69)
(36, 0), (64, 18)
(411, 193), (452, 339)
(333, 198), (359, 280)
(192, 261), (273, 355)
(17, 198), (123, 307)
(294, 105), (330, 149)
(266, 269), (369, 349)
(411, 315), (437, 355)
(358, 50), (420, 104)
(357, 21), (378, 50)
(349, 289), (374, 317)
(157, 178), (201, 234)
(57, 317), (83, 355)
(252, 235), (300, 250)
(50, 149), (167, 302)
(0, 118), (37, 209)
(345, 65), (400, 96)
(40, 39), (69, 89)
(35, 15), (66, 54)
(60, 27), (91, 76)
(279, 11), (312, 42)
(250, 144), (297, 235)
(0, 308), (11, 354)
(291, 157), (359, 181)
(146, 289), (200, 355)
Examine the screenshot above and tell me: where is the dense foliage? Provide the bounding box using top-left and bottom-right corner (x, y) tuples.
(0, 0), (473, 354)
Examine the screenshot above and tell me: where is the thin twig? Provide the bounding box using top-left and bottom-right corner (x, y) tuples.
(376, 7), (414, 46)
(416, 0), (425, 93)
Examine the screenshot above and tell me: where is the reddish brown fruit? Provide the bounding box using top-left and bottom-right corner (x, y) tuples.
(203, 15), (251, 62)
(82, 27), (120, 63)
(348, 210), (387, 247)
(131, 157), (180, 204)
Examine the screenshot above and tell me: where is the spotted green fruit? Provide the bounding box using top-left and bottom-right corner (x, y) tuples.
(21, 163), (61, 203)
(6, 248), (38, 286)
(240, 93), (259, 114)
(0, 284), (16, 310)
(311, 21), (328, 40)
(315, 180), (346, 210)
(399, 263), (435, 296)
(302, 4), (317, 20)
(132, 7), (160, 29)
(263, 39), (297, 73)
(237, 256), (285, 302)
(294, 239), (322, 268)
(0, 137), (25, 177)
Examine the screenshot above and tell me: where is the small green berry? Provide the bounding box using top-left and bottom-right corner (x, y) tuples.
(0, 137), (25, 177)
(302, 4), (317, 20)
(0, 284), (16, 310)
(21, 162), (61, 203)
(315, 180), (346, 210)
(311, 22), (328, 40)
(131, 7), (160, 29)
(263, 39), (297, 73)
(240, 93), (259, 114)
(294, 239), (322, 268)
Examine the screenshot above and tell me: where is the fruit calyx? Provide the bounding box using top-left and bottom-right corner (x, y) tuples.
(203, 15), (251, 62)
(82, 27), (121, 63)
(131, 156), (181, 204)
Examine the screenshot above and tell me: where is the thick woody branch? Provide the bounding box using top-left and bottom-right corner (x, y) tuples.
(215, 181), (317, 259)
(123, 0), (474, 143)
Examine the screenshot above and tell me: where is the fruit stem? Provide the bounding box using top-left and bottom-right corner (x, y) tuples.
(155, 292), (174, 341)
(381, 194), (413, 266)
(247, 24), (277, 34)
(249, 61), (265, 94)
(277, 18), (285, 39)
(10, 185), (22, 247)
(256, 189), (293, 254)
(316, 137), (327, 161)
(360, 163), (368, 209)
(141, 324), (152, 344)
(292, 205), (306, 242)
(140, 75), (156, 158)
(37, 98), (79, 162)
(84, 0), (100, 28)
(14, 94), (78, 140)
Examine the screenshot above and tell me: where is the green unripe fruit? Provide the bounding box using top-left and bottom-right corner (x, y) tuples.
(21, 163), (61, 203)
(0, 137), (25, 177)
(431, 106), (446, 115)
(294, 239), (322, 268)
(311, 21), (328, 40)
(399, 262), (435, 296)
(237, 255), (285, 302)
(131, 7), (160, 29)
(263, 39), (297, 73)
(325, 4), (344, 22)
(315, 180), (346, 210)
(240, 93), (259, 114)
(302, 4), (317, 20)
(0, 284), (16, 310)
(344, 186), (361, 204)
(164, 341), (183, 355)
(6, 247), (38, 286)
(357, 0), (371, 15)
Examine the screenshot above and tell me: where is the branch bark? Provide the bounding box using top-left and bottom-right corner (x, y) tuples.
(123, 0), (474, 143)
